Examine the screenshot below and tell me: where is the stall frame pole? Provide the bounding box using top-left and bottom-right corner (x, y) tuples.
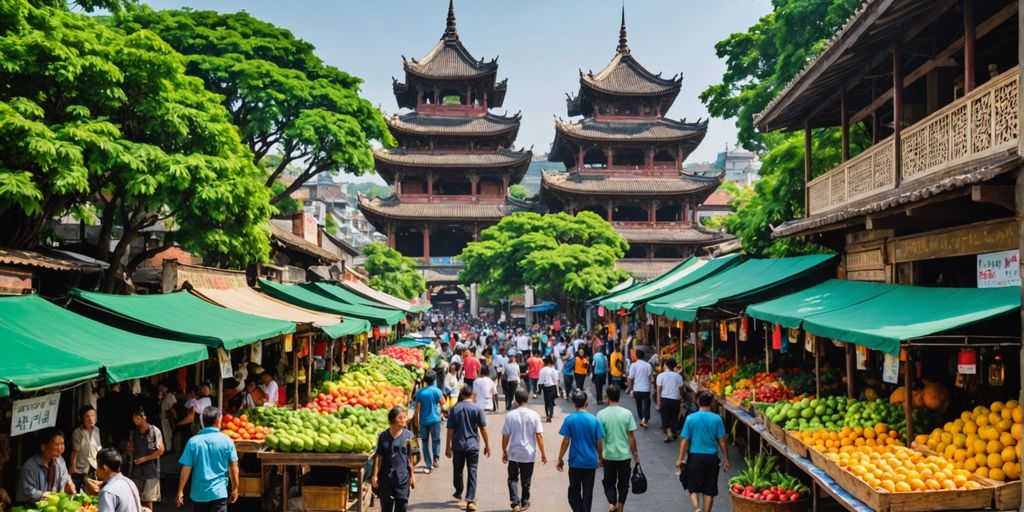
(903, 349), (914, 442)
(845, 343), (855, 399)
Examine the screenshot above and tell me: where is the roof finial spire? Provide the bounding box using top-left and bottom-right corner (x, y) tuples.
(443, 0), (458, 40)
(617, 6), (629, 54)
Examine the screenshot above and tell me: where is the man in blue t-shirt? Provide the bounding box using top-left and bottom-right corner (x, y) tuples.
(592, 351), (608, 404)
(446, 385), (490, 511)
(676, 391), (731, 512)
(557, 390), (604, 512)
(414, 370), (445, 474)
(177, 407), (238, 512)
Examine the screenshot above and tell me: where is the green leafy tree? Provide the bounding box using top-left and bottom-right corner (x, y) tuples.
(459, 212), (628, 322)
(0, 0), (273, 291)
(118, 8), (395, 204)
(700, 0), (861, 256)
(362, 242), (426, 300)
(347, 182), (393, 199)
(324, 214), (338, 236)
(508, 184), (528, 200)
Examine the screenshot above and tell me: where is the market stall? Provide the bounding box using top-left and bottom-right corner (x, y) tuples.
(258, 279), (406, 327)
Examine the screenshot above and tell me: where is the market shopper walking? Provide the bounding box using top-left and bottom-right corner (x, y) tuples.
(537, 356), (560, 422)
(676, 391), (731, 512)
(597, 385), (640, 512)
(609, 344), (626, 389)
(503, 355), (522, 412)
(463, 348), (481, 389)
(176, 407), (239, 512)
(472, 366), (498, 413)
(501, 389), (547, 511)
(446, 385), (491, 511)
(556, 390), (605, 512)
(526, 351), (544, 397)
(626, 350), (654, 428)
(128, 407), (164, 510)
(572, 348), (590, 394)
(372, 407), (416, 512)
(656, 358), (686, 443)
(592, 350), (608, 404)
(414, 371), (444, 473)
(94, 448), (142, 512)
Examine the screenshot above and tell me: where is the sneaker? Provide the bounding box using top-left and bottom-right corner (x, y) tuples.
(433, 460), (440, 469)
(466, 501), (477, 511)
(423, 467), (431, 474)
(521, 501), (531, 510)
(511, 503), (521, 511)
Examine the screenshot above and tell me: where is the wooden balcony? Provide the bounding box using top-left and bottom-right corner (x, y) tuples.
(398, 193), (505, 204)
(807, 67), (1019, 217)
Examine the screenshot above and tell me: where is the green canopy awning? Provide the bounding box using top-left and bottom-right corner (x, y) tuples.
(70, 289), (295, 350)
(0, 295), (208, 395)
(801, 285), (1020, 355)
(338, 279), (431, 313)
(646, 254), (837, 321)
(332, 317), (373, 337)
(599, 254), (742, 312)
(394, 336), (432, 348)
(305, 282), (399, 310)
(746, 279), (896, 329)
(258, 279), (404, 326)
(587, 277), (638, 305)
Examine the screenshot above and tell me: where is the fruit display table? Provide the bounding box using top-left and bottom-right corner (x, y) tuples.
(258, 451), (371, 512)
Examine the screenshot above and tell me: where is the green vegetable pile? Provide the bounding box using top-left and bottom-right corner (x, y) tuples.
(254, 405), (388, 454)
(348, 354), (421, 392)
(766, 397), (909, 437)
(12, 492), (97, 512)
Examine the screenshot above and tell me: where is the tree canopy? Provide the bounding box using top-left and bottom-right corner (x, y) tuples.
(117, 7), (394, 204)
(700, 0), (861, 256)
(459, 212), (629, 321)
(508, 184), (528, 200)
(0, 0), (273, 290)
(361, 242), (426, 301)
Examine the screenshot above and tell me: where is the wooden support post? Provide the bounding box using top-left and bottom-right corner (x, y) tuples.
(815, 337), (821, 398)
(893, 44), (904, 187)
(845, 343), (855, 398)
(964, 0), (976, 93)
(872, 111), (879, 144)
(606, 202), (613, 222)
(293, 345), (299, 409)
(422, 225), (431, 263)
(840, 91), (850, 162)
(803, 120), (813, 216)
(904, 349), (914, 442)
(734, 324), (739, 369)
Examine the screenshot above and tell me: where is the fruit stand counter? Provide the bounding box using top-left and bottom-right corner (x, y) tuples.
(719, 399), (875, 512)
(258, 451), (371, 512)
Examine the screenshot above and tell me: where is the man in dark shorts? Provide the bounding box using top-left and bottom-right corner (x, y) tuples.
(675, 391), (730, 512)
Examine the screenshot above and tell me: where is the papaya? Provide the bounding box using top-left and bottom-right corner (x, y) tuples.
(890, 386), (906, 404)
(922, 381), (949, 411)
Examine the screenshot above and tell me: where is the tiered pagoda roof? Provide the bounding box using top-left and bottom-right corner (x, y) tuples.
(358, 195), (532, 223)
(386, 111), (521, 139)
(375, 148), (531, 182)
(616, 225), (731, 245)
(541, 170), (720, 197)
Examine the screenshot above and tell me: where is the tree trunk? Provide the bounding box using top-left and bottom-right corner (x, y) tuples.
(101, 229), (138, 293)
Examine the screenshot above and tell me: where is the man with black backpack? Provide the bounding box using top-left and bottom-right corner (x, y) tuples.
(596, 386), (640, 512)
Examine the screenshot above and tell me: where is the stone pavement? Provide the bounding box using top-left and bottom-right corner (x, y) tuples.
(399, 382), (746, 512)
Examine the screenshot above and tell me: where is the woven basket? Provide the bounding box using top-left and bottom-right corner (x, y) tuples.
(729, 490), (809, 512)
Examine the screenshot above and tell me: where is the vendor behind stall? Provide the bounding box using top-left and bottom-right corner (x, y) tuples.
(18, 427), (76, 503)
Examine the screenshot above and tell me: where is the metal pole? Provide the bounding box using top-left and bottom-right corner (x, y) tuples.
(903, 350), (914, 441)
(815, 337), (821, 397)
(845, 343), (855, 398)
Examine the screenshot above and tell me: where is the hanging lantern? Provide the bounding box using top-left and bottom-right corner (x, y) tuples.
(957, 348), (977, 375)
(619, 308), (627, 317)
(771, 324), (782, 350)
(598, 305), (606, 317)
(739, 316), (748, 342)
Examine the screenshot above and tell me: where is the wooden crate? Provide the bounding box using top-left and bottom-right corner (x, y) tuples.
(237, 475), (263, 497)
(810, 447), (995, 512)
(303, 485), (349, 511)
(783, 430), (809, 458)
(992, 481), (1022, 511)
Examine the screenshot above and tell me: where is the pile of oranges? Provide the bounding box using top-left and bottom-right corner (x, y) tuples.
(828, 445), (984, 493)
(798, 423), (904, 454)
(917, 400), (1022, 482)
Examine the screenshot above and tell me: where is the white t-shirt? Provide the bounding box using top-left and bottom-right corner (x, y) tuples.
(515, 335), (531, 351)
(627, 360), (654, 392)
(501, 406), (543, 463)
(537, 366), (560, 388)
(187, 396), (213, 415)
(260, 380), (279, 406)
(493, 354), (508, 375)
(553, 345), (566, 370)
(473, 377), (497, 411)
(504, 362), (521, 382)
(656, 371), (684, 400)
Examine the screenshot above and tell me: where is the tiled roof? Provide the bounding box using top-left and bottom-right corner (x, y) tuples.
(0, 248), (105, 273)
(615, 226), (732, 244)
(358, 195), (533, 222)
(703, 191), (734, 207)
(375, 148), (532, 168)
(268, 222), (340, 263)
(555, 117), (706, 143)
(387, 112), (521, 137)
(542, 171), (720, 196)
(403, 1), (497, 80)
(582, 51), (681, 96)
(616, 259), (685, 281)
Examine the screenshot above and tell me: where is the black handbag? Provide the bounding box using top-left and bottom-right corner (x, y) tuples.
(630, 463), (648, 494)
(678, 462), (688, 488)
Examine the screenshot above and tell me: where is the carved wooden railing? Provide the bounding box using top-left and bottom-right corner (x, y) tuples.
(806, 67), (1019, 217)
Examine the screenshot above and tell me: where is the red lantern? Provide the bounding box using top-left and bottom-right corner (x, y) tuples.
(772, 324), (782, 350)
(372, 326), (380, 339)
(313, 341), (327, 358)
(957, 348), (977, 374)
(618, 308), (627, 317)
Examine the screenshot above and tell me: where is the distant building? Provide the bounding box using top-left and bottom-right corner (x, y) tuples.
(697, 191), (734, 223)
(521, 155), (565, 196)
(716, 147), (762, 186)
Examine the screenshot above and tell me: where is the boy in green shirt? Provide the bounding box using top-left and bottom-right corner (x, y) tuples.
(595, 385), (639, 512)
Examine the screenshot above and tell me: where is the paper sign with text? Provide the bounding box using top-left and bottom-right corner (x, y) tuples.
(11, 393), (60, 437)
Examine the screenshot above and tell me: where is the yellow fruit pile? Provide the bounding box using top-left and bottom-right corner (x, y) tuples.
(916, 400), (1022, 482)
(828, 445), (984, 492)
(800, 424), (904, 454)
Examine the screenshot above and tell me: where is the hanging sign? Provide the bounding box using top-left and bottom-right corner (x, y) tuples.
(217, 348), (232, 379)
(283, 333), (293, 352)
(728, 321), (737, 333)
(957, 348), (977, 374)
(977, 250), (1020, 288)
(856, 346), (868, 370)
(251, 342), (263, 366)
(882, 352), (900, 384)
(646, 314), (653, 326)
(771, 324), (782, 350)
(739, 317), (748, 342)
(11, 392), (60, 436)
(805, 333), (816, 353)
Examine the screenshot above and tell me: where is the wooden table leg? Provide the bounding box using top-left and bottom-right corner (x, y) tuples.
(282, 465), (289, 512)
(812, 481), (819, 512)
(357, 467), (364, 512)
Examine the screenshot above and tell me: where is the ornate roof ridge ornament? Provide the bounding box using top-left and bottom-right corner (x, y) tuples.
(443, 0), (458, 40)
(617, 7), (630, 54)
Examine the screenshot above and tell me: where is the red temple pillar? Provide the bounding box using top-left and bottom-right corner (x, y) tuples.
(470, 175), (478, 199)
(648, 201), (656, 223)
(682, 201), (689, 223)
(606, 202), (613, 222)
(963, 0), (976, 93)
(645, 246), (655, 259)
(577, 146), (585, 170)
(646, 148), (655, 169)
(427, 173), (434, 197)
(422, 225), (431, 263)
(606, 148), (613, 168)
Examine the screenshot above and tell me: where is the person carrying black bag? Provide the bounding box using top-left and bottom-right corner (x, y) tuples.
(595, 386), (639, 512)
(675, 391), (731, 512)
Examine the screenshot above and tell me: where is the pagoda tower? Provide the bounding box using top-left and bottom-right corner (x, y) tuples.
(359, 0), (532, 272)
(542, 11), (731, 260)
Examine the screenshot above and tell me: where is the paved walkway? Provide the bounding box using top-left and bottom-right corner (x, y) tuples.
(400, 382), (745, 512)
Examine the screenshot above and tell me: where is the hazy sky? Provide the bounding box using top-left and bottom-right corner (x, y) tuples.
(143, 0), (772, 183)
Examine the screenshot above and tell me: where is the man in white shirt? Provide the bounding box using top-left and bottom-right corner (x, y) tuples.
(537, 356), (561, 422)
(501, 389), (547, 511)
(503, 355), (521, 412)
(472, 366), (498, 413)
(655, 358), (686, 442)
(259, 372), (279, 407)
(552, 340), (567, 397)
(515, 331), (531, 354)
(493, 348), (508, 397)
(625, 350), (654, 428)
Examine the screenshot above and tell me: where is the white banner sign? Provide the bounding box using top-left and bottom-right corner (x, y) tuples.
(977, 250), (1020, 288)
(11, 393), (60, 437)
